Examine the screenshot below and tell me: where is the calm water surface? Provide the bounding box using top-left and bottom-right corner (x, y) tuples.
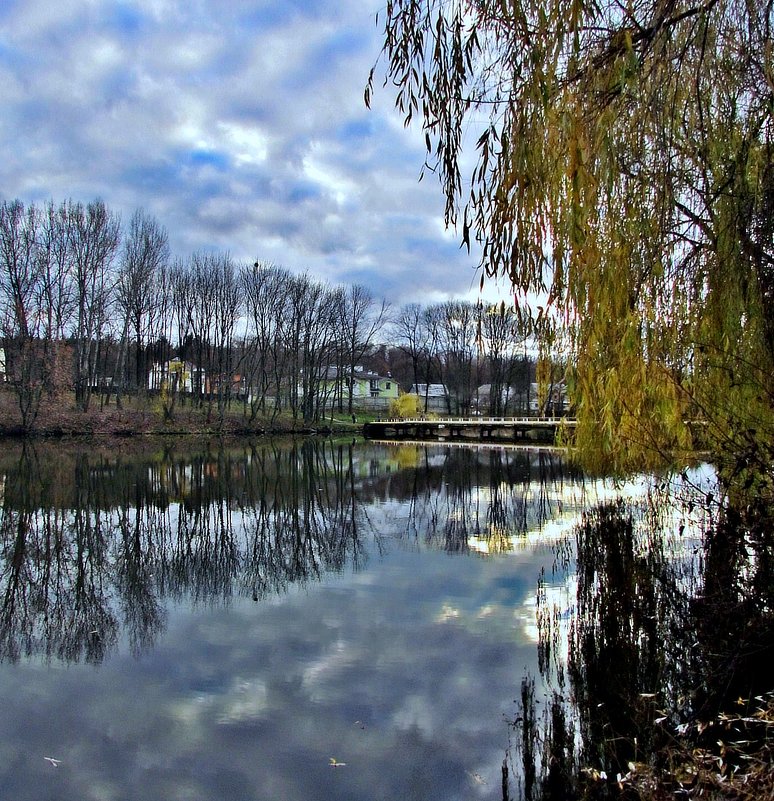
(0, 439), (711, 801)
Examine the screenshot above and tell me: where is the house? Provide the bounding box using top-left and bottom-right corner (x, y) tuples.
(528, 381), (568, 415)
(473, 384), (535, 415)
(410, 383), (450, 414)
(148, 360), (198, 393)
(352, 368), (398, 402)
(473, 384), (513, 415)
(318, 366), (399, 411)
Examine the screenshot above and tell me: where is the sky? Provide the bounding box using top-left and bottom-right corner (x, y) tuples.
(0, 0), (510, 307)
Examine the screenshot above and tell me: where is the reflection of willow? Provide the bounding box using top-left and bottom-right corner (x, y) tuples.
(396, 447), (583, 553)
(516, 485), (774, 801)
(0, 440), (366, 664)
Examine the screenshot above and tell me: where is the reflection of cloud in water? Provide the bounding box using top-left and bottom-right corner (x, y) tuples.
(302, 639), (359, 700)
(515, 466), (714, 659)
(391, 693), (437, 734)
(216, 678), (269, 724)
(170, 676), (270, 730)
(519, 577), (578, 647)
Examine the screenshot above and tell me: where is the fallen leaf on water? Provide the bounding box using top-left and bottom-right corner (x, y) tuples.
(329, 758), (347, 768)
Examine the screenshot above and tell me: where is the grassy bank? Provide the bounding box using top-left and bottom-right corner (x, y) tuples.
(0, 388), (366, 437)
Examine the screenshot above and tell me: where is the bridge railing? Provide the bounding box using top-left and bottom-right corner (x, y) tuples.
(370, 416), (576, 426)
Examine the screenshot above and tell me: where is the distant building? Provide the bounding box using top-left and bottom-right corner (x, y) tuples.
(148, 360), (201, 394)
(319, 366), (399, 411)
(528, 381), (568, 415)
(410, 383), (450, 414)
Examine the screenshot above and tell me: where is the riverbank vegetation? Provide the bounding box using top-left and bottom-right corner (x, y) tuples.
(371, 0), (773, 483)
(0, 386), (365, 437)
(372, 0), (773, 798)
(1, 200), (564, 432)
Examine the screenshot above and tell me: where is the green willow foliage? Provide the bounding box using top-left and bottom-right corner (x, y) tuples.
(370, 0), (774, 477)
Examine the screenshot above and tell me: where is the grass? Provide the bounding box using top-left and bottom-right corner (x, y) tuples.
(0, 387), (367, 437)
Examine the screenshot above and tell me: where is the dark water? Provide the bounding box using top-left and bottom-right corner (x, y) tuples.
(0, 438), (748, 800)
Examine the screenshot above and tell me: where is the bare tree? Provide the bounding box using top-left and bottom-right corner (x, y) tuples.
(241, 262), (290, 421)
(115, 209), (170, 403)
(340, 284), (390, 415)
(478, 305), (531, 415)
(436, 300), (478, 414)
(394, 303), (431, 393)
(38, 201), (76, 397)
(210, 253), (242, 423)
(0, 201), (44, 428)
(68, 199), (120, 412)
(279, 273), (340, 424)
(172, 252), (242, 423)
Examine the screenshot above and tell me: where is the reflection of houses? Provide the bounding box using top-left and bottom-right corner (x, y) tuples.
(410, 384), (450, 414)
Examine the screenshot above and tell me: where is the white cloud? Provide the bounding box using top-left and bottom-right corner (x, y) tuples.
(0, 0), (488, 305)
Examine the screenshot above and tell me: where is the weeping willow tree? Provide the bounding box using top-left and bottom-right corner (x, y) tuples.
(369, 0), (774, 479)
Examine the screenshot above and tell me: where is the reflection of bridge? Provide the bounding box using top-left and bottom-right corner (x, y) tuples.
(363, 417), (576, 444)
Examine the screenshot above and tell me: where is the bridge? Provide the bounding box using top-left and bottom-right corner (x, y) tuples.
(362, 416), (576, 444)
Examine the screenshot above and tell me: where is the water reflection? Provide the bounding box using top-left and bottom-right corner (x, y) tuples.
(520, 471), (774, 801)
(4, 439), (762, 801)
(0, 439), (587, 665)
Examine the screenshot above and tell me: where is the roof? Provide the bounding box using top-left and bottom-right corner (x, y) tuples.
(410, 383), (448, 397)
(320, 366), (391, 381)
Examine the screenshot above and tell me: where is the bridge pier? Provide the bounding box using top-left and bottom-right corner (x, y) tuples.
(362, 417), (575, 444)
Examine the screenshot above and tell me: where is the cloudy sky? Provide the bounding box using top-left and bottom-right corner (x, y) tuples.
(0, 0), (509, 306)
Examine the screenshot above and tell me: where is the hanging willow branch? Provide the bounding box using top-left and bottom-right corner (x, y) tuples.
(371, 0), (774, 475)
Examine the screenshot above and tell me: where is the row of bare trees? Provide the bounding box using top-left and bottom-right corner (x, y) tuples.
(393, 300), (535, 415)
(0, 198), (392, 428)
(0, 198), (123, 425)
(0, 197), (542, 429)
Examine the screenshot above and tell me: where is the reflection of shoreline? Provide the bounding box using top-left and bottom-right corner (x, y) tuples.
(369, 438), (568, 453)
(0, 440), (369, 665)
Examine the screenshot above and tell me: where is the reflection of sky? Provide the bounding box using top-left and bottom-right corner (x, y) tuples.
(0, 444), (715, 801)
(0, 542), (548, 801)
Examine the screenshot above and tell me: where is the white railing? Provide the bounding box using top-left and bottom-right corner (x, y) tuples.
(371, 416), (576, 426)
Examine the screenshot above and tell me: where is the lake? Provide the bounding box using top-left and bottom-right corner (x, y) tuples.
(0, 438), (722, 800)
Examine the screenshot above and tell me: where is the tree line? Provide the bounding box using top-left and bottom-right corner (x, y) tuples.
(0, 197), (543, 430)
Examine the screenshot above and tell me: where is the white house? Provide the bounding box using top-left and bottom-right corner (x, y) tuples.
(528, 381), (568, 415)
(410, 383), (450, 414)
(148, 360), (198, 393)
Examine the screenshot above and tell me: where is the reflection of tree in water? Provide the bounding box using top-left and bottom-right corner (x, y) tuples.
(239, 440), (367, 600)
(513, 482), (774, 801)
(0, 439), (367, 664)
(0, 444), (120, 663)
(392, 446), (584, 553)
